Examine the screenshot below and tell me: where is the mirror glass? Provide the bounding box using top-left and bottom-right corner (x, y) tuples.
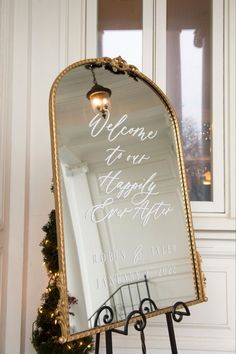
(50, 58), (205, 341)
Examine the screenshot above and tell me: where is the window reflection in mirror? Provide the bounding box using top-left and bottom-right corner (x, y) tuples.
(97, 0), (143, 70)
(97, 0), (212, 202)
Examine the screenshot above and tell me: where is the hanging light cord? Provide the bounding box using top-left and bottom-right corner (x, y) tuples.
(90, 67), (98, 85)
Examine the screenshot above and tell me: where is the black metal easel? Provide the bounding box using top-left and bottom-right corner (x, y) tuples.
(94, 299), (190, 354)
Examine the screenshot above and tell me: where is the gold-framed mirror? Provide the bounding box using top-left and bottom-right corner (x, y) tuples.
(49, 56), (206, 344)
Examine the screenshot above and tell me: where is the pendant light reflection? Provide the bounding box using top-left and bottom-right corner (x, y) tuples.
(86, 65), (112, 119)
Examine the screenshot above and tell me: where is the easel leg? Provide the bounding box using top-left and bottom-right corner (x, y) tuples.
(105, 330), (113, 354)
(166, 312), (178, 354)
(95, 333), (100, 354)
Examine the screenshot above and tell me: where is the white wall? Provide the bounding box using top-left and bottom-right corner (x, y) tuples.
(0, 0), (235, 353)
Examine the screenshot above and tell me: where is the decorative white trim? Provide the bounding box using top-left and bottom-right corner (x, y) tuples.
(3, 0), (31, 352)
(196, 230), (235, 241)
(59, 0), (86, 70)
(68, 0), (86, 64)
(106, 336), (235, 353)
(193, 214), (235, 231)
(86, 0), (97, 58)
(196, 237), (236, 258)
(64, 162), (89, 175)
(142, 0), (155, 79)
(0, 0), (14, 352)
(224, 0), (236, 220)
(59, 0), (69, 70)
(154, 0), (167, 91)
(0, 0), (11, 230)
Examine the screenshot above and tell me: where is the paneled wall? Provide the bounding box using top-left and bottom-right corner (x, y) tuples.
(0, 1), (235, 353)
(0, 0), (12, 351)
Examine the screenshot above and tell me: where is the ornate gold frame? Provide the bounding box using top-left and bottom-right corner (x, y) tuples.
(49, 56), (207, 344)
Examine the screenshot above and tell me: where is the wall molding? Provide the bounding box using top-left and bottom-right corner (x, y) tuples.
(100, 237), (235, 353)
(196, 237), (235, 258)
(224, 0), (236, 221)
(58, 0), (86, 71)
(0, 0), (14, 353)
(0, 1), (235, 354)
(0, 0), (12, 230)
(3, 0), (32, 352)
(68, 0), (86, 63)
(22, 1), (87, 353)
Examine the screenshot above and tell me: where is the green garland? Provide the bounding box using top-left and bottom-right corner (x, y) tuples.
(32, 209), (93, 353)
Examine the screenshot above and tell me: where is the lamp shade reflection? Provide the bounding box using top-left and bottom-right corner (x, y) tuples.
(86, 65), (112, 118)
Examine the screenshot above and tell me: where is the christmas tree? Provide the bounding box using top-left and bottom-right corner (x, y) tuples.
(32, 209), (93, 353)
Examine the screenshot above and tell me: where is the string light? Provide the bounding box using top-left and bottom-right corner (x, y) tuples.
(32, 208), (93, 352)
